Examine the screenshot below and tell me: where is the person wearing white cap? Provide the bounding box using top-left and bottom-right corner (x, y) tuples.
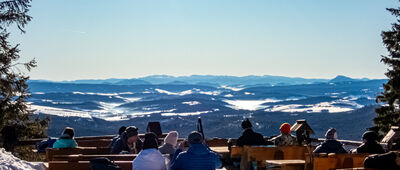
(159, 131), (179, 155)
(313, 128), (347, 154)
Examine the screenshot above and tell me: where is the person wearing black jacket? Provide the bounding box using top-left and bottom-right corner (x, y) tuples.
(110, 126), (143, 154)
(355, 131), (385, 154)
(313, 128), (347, 154)
(236, 118), (273, 146)
(364, 151), (400, 170)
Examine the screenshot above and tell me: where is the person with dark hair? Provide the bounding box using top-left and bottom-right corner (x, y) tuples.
(354, 131), (385, 154)
(110, 126), (143, 154)
(53, 127), (78, 149)
(109, 126), (127, 147)
(313, 128), (347, 154)
(0, 125), (17, 152)
(236, 118), (272, 146)
(132, 132), (166, 170)
(271, 123), (297, 146)
(170, 131), (222, 170)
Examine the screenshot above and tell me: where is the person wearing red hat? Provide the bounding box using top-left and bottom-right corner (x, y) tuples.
(270, 123), (297, 146)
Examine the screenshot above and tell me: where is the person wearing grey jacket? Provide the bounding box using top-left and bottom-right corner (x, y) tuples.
(159, 131), (179, 155)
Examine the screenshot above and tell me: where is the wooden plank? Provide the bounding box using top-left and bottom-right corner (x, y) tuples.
(207, 138), (228, 147)
(52, 154), (138, 161)
(46, 147), (111, 161)
(48, 161), (132, 170)
(76, 139), (112, 147)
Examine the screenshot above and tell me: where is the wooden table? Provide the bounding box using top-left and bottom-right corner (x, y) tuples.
(265, 160), (305, 170)
(210, 146), (229, 158)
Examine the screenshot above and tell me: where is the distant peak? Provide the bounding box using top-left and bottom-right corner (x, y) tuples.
(329, 75), (355, 83)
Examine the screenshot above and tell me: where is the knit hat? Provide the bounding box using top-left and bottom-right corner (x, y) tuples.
(280, 123), (291, 134)
(362, 131), (378, 142)
(62, 127), (75, 139)
(125, 126), (139, 138)
(164, 131), (179, 146)
(188, 131), (203, 145)
(143, 132), (158, 150)
(241, 118), (253, 129)
(325, 128), (338, 140)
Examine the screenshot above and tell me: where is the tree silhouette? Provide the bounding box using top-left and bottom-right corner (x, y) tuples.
(0, 0), (48, 142)
(374, 3), (400, 135)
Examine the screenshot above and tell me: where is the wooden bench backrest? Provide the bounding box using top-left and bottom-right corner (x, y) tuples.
(48, 161), (132, 170)
(312, 153), (370, 170)
(76, 139), (112, 147)
(230, 146), (243, 158)
(52, 154), (138, 162)
(206, 138), (228, 147)
(46, 147), (111, 161)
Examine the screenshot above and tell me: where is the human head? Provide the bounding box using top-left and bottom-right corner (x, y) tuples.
(118, 126), (127, 135)
(125, 126), (139, 144)
(325, 128), (338, 140)
(362, 131), (379, 143)
(280, 123), (291, 134)
(164, 131), (179, 146)
(241, 118), (252, 130)
(62, 127), (75, 139)
(143, 132), (158, 150)
(188, 131), (203, 145)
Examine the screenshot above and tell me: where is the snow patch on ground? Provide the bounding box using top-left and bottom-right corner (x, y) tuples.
(0, 148), (46, 170)
(32, 105), (93, 119)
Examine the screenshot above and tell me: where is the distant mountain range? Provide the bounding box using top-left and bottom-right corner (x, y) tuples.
(29, 75), (376, 87)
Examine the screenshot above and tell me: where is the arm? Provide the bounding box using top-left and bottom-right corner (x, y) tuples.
(110, 140), (122, 154)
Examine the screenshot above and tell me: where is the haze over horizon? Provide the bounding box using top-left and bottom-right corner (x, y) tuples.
(9, 0), (396, 81)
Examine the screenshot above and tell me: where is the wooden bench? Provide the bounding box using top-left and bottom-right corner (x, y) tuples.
(48, 160), (132, 170)
(52, 154), (138, 161)
(240, 145), (315, 170)
(307, 153), (370, 170)
(46, 147), (111, 161)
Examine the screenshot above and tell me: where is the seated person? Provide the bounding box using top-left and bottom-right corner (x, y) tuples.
(313, 128), (347, 154)
(110, 126), (143, 154)
(170, 131), (222, 170)
(133, 132), (166, 170)
(354, 131), (385, 154)
(53, 127), (78, 149)
(364, 151), (400, 170)
(270, 123), (297, 146)
(159, 131), (179, 155)
(236, 118), (273, 146)
(109, 126), (126, 147)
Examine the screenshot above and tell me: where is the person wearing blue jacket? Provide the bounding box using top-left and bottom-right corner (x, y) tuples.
(170, 131), (222, 170)
(53, 127), (78, 149)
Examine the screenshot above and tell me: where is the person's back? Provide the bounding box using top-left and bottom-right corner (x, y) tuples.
(364, 151), (400, 170)
(53, 127), (78, 149)
(170, 131), (222, 170)
(313, 140), (347, 154)
(271, 123), (297, 146)
(236, 128), (269, 146)
(313, 128), (347, 154)
(133, 133), (166, 170)
(159, 131), (178, 155)
(236, 118), (271, 146)
(271, 133), (297, 146)
(356, 131), (385, 154)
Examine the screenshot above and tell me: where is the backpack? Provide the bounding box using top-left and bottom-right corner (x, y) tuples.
(90, 157), (122, 170)
(36, 138), (57, 153)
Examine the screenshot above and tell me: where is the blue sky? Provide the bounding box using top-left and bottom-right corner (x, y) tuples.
(9, 0), (398, 81)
